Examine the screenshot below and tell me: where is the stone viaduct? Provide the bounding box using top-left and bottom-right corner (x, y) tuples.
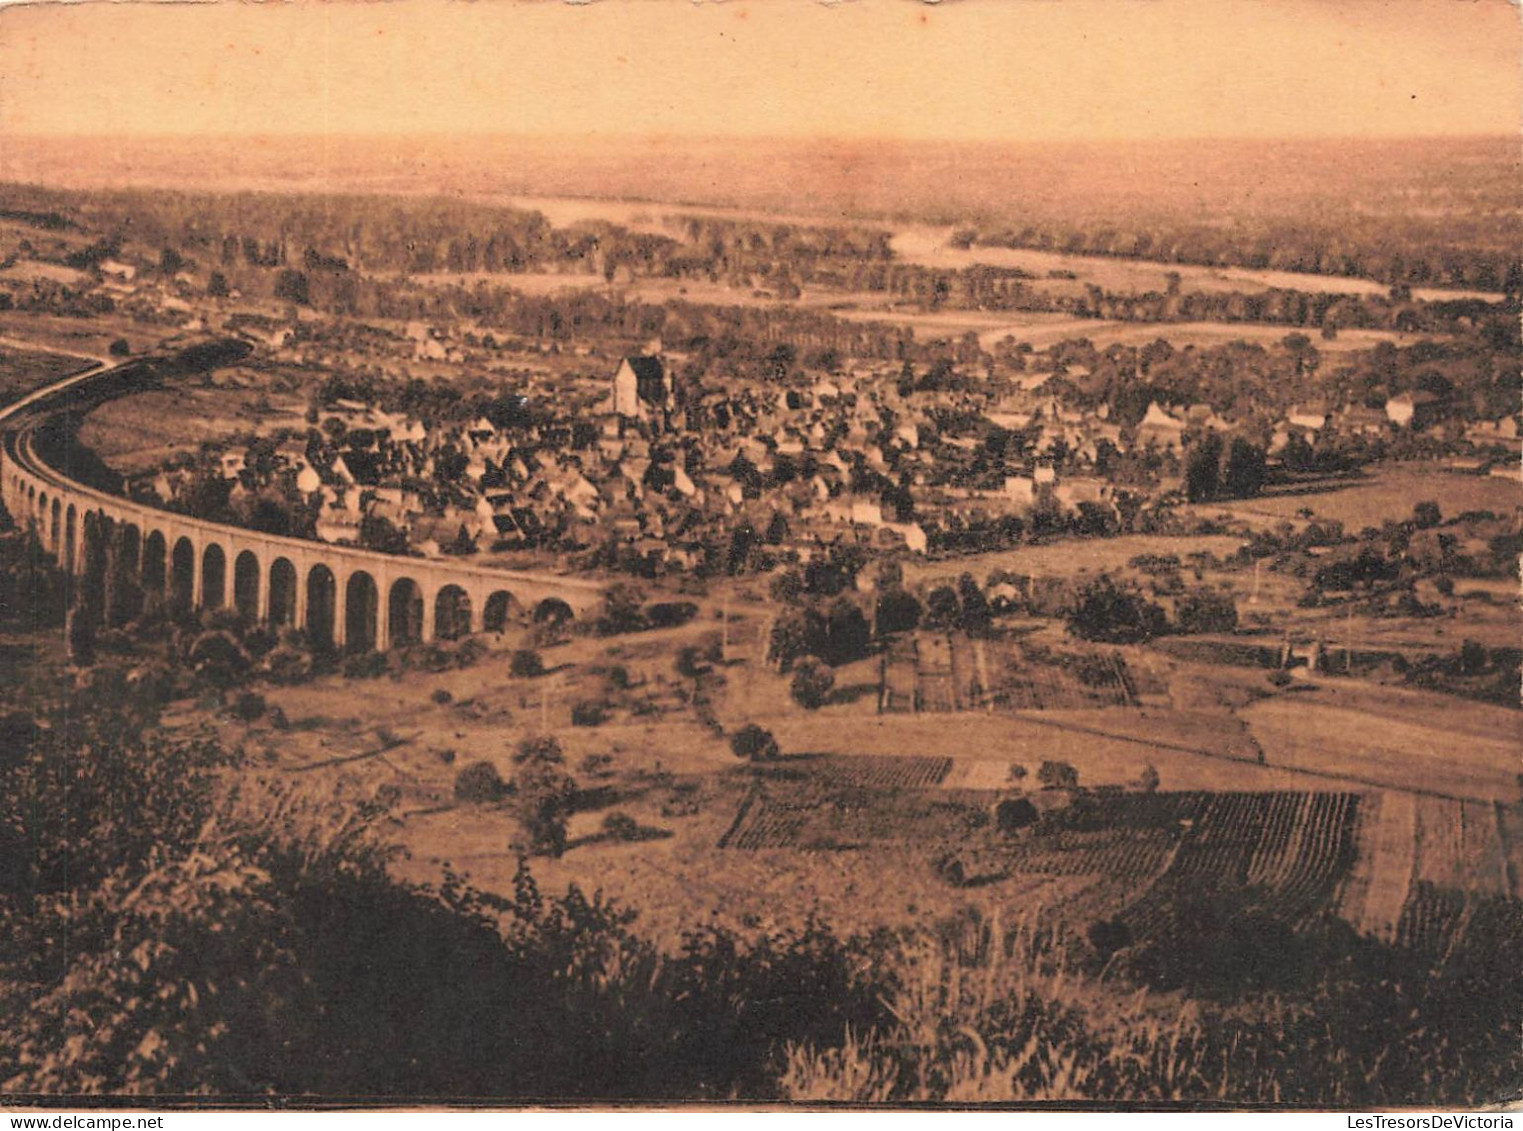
(0, 357), (607, 652)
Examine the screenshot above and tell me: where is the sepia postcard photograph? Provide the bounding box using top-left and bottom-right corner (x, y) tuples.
(0, 0), (1518, 1111)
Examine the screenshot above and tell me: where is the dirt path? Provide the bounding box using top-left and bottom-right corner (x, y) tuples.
(973, 639), (994, 709)
(286, 732), (419, 773)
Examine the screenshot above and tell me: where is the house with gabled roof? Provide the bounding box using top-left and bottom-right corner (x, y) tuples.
(1336, 404), (1389, 436)
(1137, 402), (1187, 452)
(1287, 404), (1331, 433)
(1386, 391), (1442, 429)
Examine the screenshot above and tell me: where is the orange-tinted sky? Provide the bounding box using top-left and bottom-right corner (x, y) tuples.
(0, 0), (1518, 141)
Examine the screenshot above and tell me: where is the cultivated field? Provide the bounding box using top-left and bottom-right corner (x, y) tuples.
(878, 632), (1166, 714)
(903, 533), (1249, 589)
(718, 765), (1366, 944)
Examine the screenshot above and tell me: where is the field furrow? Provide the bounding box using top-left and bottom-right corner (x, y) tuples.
(1358, 790), (1416, 941)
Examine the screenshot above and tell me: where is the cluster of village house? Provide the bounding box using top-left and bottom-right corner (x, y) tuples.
(138, 317), (1523, 571)
(21, 253), (1516, 564)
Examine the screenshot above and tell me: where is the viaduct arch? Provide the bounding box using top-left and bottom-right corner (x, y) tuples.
(0, 357), (607, 652)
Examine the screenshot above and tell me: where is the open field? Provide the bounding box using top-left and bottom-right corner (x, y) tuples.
(1240, 698), (1517, 804)
(0, 343), (96, 407)
(78, 383), (309, 473)
(760, 688), (1515, 802)
(395, 269), (604, 295)
(0, 217), (98, 259)
(1010, 319), (1446, 353)
(823, 301), (1434, 353)
(0, 259), (93, 289)
(0, 311), (158, 362)
(830, 303), (1098, 346)
(889, 226), (1503, 303)
(1203, 463), (1522, 532)
(722, 655), (1521, 797)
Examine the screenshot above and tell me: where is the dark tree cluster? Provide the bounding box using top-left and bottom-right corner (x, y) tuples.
(1185, 434), (1267, 503)
(1065, 576), (1169, 645)
(768, 598), (872, 671)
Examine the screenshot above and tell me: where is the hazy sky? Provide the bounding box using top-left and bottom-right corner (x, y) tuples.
(0, 0), (1517, 141)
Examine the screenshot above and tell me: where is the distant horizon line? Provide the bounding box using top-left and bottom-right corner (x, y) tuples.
(2, 130), (1516, 147)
